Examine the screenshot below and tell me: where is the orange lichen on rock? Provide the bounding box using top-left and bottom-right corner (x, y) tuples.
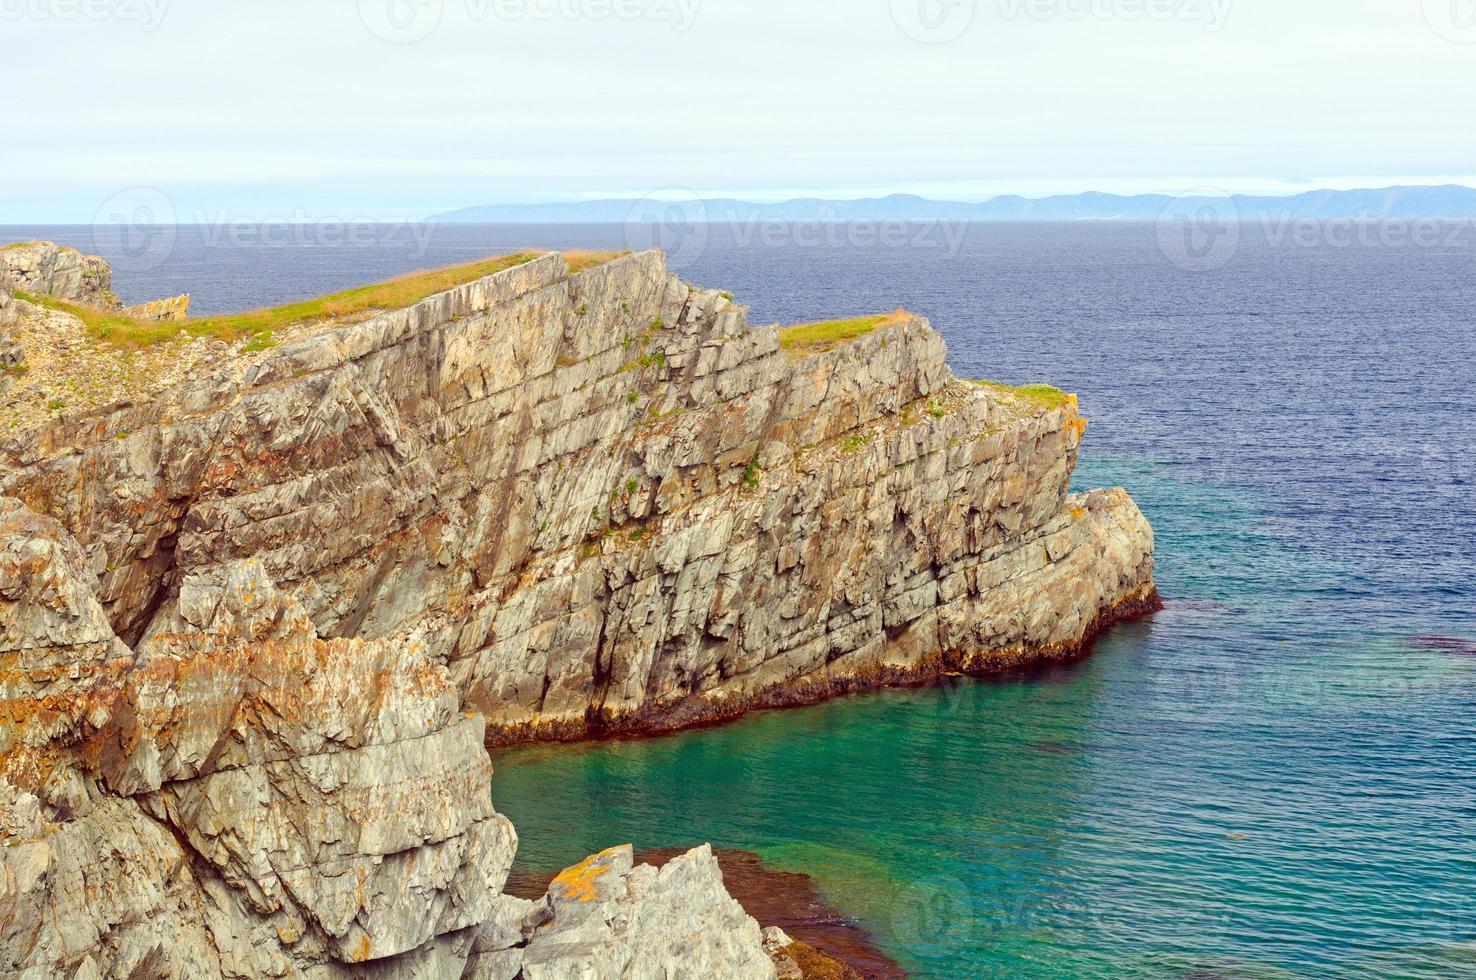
(550, 847), (624, 903)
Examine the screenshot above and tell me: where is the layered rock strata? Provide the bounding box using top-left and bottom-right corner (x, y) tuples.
(0, 291), (19, 398)
(0, 497), (772, 978)
(120, 292), (191, 322)
(0, 242), (117, 307)
(1, 250), (1155, 745)
(0, 248), (1156, 976)
(0, 240), (189, 317)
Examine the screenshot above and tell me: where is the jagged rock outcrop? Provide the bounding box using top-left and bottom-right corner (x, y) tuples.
(1, 494), (771, 978)
(0, 241), (187, 321)
(0, 499), (515, 976)
(469, 845), (775, 980)
(2, 286), (26, 398)
(1, 250), (1155, 744)
(121, 292), (191, 322)
(0, 242), (116, 306)
(0, 248), (1157, 977)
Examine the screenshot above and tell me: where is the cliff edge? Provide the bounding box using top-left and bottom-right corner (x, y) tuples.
(2, 249), (1155, 741)
(0, 249), (1156, 977)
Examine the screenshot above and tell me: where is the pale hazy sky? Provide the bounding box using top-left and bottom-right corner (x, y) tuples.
(3, 0), (1475, 221)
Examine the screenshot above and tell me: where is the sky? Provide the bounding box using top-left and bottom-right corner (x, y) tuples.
(3, 0), (1475, 222)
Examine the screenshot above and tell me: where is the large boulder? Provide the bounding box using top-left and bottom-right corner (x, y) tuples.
(0, 241), (116, 306)
(468, 845), (777, 980)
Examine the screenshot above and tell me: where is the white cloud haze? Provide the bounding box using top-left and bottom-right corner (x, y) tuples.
(3, 0), (1475, 221)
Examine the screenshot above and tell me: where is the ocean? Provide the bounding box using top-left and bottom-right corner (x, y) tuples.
(4, 221), (1473, 978)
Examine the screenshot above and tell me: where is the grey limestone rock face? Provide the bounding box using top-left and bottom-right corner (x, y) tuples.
(466, 845), (776, 980)
(1, 250), (1156, 745)
(0, 241), (116, 306)
(0, 501), (517, 978)
(0, 289), (19, 397)
(0, 248), (1157, 978)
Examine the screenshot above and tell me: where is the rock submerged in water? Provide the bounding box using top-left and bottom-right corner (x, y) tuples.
(1412, 635), (1476, 657)
(508, 847), (904, 979)
(0, 249), (1157, 977)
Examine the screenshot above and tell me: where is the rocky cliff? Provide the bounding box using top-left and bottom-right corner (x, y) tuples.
(0, 241), (117, 307)
(0, 499), (774, 978)
(0, 249), (1156, 977)
(0, 241), (188, 320)
(2, 250), (1154, 739)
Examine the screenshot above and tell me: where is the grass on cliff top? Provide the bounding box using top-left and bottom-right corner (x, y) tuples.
(16, 249), (628, 349)
(779, 309), (912, 355)
(565, 249), (629, 273)
(2, 240), (80, 254)
(975, 380), (1075, 411)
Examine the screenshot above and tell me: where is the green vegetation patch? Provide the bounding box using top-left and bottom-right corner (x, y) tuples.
(779, 309), (911, 355)
(975, 380), (1075, 411)
(17, 251), (546, 348)
(185, 251), (543, 341)
(13, 248), (632, 351)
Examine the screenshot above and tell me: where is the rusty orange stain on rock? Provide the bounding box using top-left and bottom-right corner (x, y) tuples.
(550, 848), (621, 903)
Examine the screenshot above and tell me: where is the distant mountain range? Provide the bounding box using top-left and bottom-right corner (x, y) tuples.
(432, 186), (1476, 223)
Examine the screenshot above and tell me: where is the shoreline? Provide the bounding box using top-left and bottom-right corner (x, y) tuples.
(505, 847), (908, 980)
(485, 587), (1165, 749)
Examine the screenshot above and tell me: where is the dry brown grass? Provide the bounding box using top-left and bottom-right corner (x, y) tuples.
(564, 249), (630, 273)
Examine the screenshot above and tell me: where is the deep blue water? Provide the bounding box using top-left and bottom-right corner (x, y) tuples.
(4, 223), (1474, 978)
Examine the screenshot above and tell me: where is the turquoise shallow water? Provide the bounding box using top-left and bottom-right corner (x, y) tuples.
(492, 452), (1476, 980)
(8, 222), (1473, 978)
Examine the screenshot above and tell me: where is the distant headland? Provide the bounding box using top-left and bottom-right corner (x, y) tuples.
(432, 185), (1476, 223)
